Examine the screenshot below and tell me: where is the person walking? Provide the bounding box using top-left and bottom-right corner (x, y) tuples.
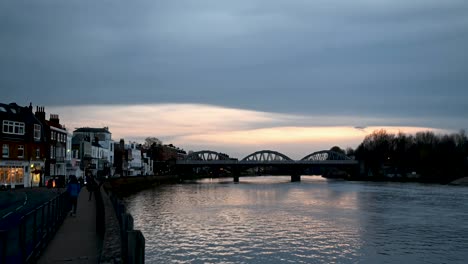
(86, 173), (96, 201)
(66, 175), (81, 216)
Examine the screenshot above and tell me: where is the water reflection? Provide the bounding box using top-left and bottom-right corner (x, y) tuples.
(124, 176), (468, 263)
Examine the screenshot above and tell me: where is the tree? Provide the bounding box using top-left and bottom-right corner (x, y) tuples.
(143, 137), (162, 149)
(330, 146), (345, 155)
(345, 147), (355, 157)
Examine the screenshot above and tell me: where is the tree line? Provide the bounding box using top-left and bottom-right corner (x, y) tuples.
(350, 129), (468, 183)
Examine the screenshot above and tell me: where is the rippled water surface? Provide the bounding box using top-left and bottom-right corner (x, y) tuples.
(123, 176), (468, 263)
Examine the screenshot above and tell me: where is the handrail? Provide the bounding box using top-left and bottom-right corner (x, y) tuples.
(0, 191), (69, 263)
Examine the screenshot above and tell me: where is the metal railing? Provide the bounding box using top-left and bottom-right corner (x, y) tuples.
(0, 191), (69, 263)
(95, 183), (105, 239)
(109, 194), (145, 264)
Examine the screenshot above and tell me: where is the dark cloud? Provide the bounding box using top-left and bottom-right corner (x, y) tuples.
(1, 0), (468, 125)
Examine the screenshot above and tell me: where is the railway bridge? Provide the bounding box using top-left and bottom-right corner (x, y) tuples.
(176, 150), (359, 182)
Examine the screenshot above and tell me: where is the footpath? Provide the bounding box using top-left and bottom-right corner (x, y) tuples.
(37, 188), (100, 264)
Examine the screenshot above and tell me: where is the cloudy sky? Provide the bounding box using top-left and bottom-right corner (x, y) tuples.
(1, 0), (467, 159)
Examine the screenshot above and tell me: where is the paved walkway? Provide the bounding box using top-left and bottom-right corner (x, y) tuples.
(37, 188), (100, 263)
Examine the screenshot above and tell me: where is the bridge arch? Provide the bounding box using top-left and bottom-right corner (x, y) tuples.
(301, 150), (352, 161)
(241, 150), (292, 162)
(185, 150), (230, 161)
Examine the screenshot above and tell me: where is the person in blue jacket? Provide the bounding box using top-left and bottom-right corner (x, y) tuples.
(67, 175), (81, 216)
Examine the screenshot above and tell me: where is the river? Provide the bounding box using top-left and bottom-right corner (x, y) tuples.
(123, 176), (468, 263)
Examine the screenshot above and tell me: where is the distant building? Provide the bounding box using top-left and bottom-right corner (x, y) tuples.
(141, 150), (154, 176)
(0, 103), (47, 188)
(147, 144), (186, 175)
(110, 141), (153, 176)
(113, 139), (128, 177)
(72, 127), (114, 178)
(126, 141), (142, 176)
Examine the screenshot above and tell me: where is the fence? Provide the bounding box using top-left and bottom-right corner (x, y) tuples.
(109, 194), (145, 264)
(0, 191), (69, 263)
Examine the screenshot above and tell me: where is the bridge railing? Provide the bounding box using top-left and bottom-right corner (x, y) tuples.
(0, 191), (69, 264)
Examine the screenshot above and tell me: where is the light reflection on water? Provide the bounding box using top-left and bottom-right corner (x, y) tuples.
(123, 176), (468, 263)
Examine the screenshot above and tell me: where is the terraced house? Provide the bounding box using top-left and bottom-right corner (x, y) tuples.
(0, 102), (46, 188)
(34, 107), (69, 187)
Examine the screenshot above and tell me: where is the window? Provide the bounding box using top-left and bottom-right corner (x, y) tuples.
(2, 144), (9, 158)
(50, 146), (55, 158)
(2, 120), (25, 135)
(36, 148), (40, 158)
(51, 132), (56, 141)
(34, 124), (41, 140)
(18, 145), (24, 158)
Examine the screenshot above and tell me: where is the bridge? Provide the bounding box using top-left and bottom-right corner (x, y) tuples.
(176, 150), (359, 182)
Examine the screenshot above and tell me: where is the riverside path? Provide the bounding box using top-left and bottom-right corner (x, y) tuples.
(37, 188), (99, 263)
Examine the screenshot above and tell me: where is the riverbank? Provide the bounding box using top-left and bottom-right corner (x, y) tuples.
(107, 175), (179, 197)
(449, 177), (468, 186)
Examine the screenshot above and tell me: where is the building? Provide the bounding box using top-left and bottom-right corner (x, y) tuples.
(141, 150), (154, 176)
(126, 141), (143, 176)
(113, 139), (128, 177)
(0, 103), (47, 188)
(34, 108), (69, 186)
(147, 144), (187, 175)
(72, 127), (113, 178)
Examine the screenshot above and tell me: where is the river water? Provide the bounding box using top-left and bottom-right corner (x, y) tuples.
(123, 176), (468, 263)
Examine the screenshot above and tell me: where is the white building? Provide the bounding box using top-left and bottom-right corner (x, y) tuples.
(72, 127), (114, 178)
(126, 141), (142, 176)
(142, 152), (154, 176)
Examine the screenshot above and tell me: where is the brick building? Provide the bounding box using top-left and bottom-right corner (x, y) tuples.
(0, 103), (47, 188)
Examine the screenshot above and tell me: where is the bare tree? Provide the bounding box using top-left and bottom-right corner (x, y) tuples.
(143, 137), (162, 149)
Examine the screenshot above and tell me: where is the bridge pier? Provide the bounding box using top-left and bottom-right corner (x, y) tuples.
(233, 167), (240, 183)
(291, 174), (301, 182)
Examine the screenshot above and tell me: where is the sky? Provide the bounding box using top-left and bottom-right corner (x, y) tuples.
(1, 0), (467, 159)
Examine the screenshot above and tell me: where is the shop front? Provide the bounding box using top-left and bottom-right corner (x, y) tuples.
(0, 160), (44, 188)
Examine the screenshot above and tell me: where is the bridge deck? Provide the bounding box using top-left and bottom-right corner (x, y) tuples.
(176, 160), (358, 166)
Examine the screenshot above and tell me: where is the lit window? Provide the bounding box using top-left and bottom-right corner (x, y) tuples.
(18, 145), (24, 158)
(2, 120), (25, 135)
(2, 144), (9, 158)
(34, 124), (41, 140)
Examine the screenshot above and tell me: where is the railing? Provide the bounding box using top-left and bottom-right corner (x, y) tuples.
(109, 194), (145, 264)
(95, 182), (105, 240)
(0, 192), (69, 263)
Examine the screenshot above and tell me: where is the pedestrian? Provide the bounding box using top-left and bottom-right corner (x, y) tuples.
(86, 173), (95, 201)
(66, 175), (81, 216)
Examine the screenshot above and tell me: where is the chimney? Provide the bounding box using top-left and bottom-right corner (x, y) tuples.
(35, 106), (46, 120)
(50, 114), (60, 124)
